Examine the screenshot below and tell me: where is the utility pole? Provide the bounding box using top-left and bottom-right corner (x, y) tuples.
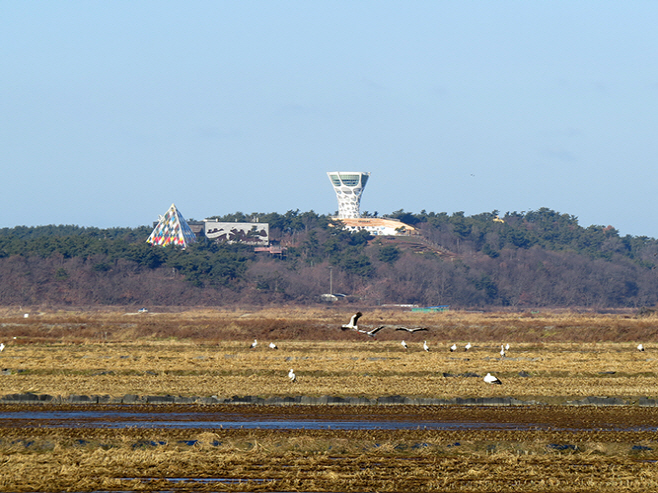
(329, 266), (333, 295)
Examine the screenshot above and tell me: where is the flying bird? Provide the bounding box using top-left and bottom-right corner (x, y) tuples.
(423, 341), (429, 352)
(351, 325), (388, 337)
(464, 342), (472, 351)
(250, 339), (257, 349)
(341, 312), (388, 338)
(395, 327), (428, 333)
(288, 368), (296, 383)
(638, 344), (645, 352)
(401, 340), (408, 350)
(269, 342), (278, 350)
(484, 373), (502, 385)
(341, 312), (362, 331)
(360, 325), (388, 337)
(450, 344), (457, 352)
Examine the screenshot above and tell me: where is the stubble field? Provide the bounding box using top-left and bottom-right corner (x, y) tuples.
(2, 307), (658, 492)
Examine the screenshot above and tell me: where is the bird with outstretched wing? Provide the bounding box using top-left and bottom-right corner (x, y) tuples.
(395, 327), (428, 333)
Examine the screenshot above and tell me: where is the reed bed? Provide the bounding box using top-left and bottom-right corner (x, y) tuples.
(2, 306), (658, 345)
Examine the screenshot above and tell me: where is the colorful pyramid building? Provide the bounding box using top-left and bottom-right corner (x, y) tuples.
(146, 203), (197, 248)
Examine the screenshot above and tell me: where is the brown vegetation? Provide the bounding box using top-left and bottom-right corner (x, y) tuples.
(2, 309), (658, 491)
(2, 306), (658, 343)
(2, 309), (658, 400)
(2, 407), (658, 492)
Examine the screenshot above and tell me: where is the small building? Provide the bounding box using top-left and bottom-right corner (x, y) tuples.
(204, 221), (269, 245)
(332, 217), (416, 236)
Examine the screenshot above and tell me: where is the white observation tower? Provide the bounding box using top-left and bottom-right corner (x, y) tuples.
(327, 171), (371, 218)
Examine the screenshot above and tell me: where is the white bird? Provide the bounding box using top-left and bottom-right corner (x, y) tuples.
(450, 344), (457, 352)
(269, 342), (278, 350)
(341, 312), (362, 331)
(638, 344), (645, 352)
(423, 341), (429, 352)
(484, 373), (502, 385)
(401, 340), (408, 350)
(0, 343), (4, 352)
(341, 312), (385, 337)
(23, 313), (29, 318)
(343, 318), (388, 339)
(395, 326), (428, 333)
(505, 343), (510, 351)
(500, 345), (506, 358)
(250, 339), (257, 349)
(361, 326), (388, 337)
(464, 342), (472, 351)
(288, 368), (296, 382)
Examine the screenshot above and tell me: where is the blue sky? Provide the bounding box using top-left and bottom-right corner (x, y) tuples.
(2, 1), (658, 237)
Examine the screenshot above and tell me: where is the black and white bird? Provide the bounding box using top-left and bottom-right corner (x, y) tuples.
(464, 342), (472, 351)
(450, 344), (457, 352)
(361, 326), (388, 337)
(423, 341), (429, 352)
(250, 339), (258, 349)
(395, 327), (428, 333)
(269, 342), (278, 350)
(484, 372), (502, 385)
(341, 312), (362, 331)
(638, 343), (645, 352)
(341, 313), (387, 338)
(350, 325), (388, 338)
(288, 368), (296, 383)
(500, 345), (506, 358)
(401, 340), (408, 350)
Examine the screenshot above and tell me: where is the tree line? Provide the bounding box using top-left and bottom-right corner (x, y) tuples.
(1, 208), (658, 308)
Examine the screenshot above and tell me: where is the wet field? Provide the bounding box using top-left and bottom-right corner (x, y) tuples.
(2, 404), (658, 492)
(2, 403), (658, 432)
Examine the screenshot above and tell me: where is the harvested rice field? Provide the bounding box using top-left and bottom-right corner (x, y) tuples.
(2, 307), (658, 491)
(2, 405), (658, 492)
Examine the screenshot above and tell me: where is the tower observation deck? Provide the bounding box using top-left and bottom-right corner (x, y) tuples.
(327, 171), (370, 218)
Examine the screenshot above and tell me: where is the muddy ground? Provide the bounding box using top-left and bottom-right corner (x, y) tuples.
(2, 404), (658, 492)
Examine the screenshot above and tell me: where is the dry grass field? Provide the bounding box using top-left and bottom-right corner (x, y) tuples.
(2, 306), (658, 492)
(1, 307), (658, 400)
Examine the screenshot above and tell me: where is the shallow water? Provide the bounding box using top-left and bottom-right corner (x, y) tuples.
(0, 409), (525, 430)
(2, 409), (655, 431)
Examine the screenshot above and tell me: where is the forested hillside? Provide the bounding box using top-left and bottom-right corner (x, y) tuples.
(1, 208), (657, 309)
